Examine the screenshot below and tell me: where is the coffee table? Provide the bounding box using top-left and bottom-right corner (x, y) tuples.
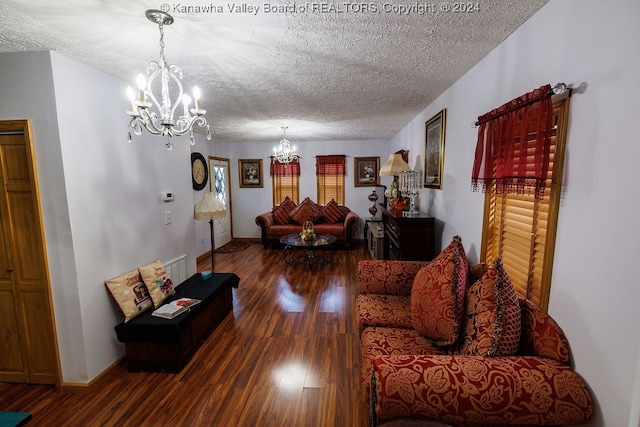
(279, 233), (337, 269)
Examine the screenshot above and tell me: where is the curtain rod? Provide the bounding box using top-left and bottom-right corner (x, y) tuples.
(472, 82), (571, 128)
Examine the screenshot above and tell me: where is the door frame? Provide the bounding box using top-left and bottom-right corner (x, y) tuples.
(0, 119), (61, 386)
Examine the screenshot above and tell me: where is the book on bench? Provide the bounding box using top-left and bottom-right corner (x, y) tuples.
(151, 298), (201, 319)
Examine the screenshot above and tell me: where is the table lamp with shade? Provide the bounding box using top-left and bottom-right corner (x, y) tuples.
(194, 192), (227, 271)
(379, 153), (411, 206)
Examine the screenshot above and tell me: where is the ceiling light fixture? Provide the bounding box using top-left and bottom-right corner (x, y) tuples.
(126, 9), (211, 150)
(272, 126), (299, 164)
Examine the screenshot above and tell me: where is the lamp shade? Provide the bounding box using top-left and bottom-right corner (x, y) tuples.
(194, 192), (226, 220)
(379, 153), (411, 176)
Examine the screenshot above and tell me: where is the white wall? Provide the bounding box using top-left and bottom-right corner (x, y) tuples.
(0, 50), (199, 383)
(225, 138), (393, 239)
(390, 0), (640, 424)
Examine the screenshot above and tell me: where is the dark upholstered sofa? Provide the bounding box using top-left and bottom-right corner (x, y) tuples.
(255, 197), (359, 248)
(357, 237), (593, 426)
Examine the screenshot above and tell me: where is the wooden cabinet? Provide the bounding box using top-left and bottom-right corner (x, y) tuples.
(380, 206), (436, 261)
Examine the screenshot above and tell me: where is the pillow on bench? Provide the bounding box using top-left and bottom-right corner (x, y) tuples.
(105, 269), (153, 322)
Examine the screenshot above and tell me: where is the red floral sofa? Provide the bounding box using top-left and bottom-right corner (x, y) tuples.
(357, 236), (593, 426)
(255, 196), (359, 248)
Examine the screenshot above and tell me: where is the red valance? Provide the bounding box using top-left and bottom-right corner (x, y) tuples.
(270, 157), (300, 176)
(316, 155), (346, 176)
(471, 84), (553, 199)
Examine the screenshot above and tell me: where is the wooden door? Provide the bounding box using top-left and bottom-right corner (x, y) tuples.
(0, 120), (58, 384)
(208, 157), (232, 249)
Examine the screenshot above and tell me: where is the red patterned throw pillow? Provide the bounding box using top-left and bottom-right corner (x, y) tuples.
(320, 199), (344, 224)
(289, 197), (320, 225)
(410, 236), (468, 346)
(272, 196), (296, 225)
(458, 257), (521, 356)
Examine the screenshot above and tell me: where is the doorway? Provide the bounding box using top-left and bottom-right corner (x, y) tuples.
(208, 157), (232, 249)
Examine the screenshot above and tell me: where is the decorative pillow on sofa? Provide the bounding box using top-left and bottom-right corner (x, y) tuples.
(272, 196), (296, 225)
(289, 197), (320, 225)
(320, 199), (344, 224)
(138, 260), (176, 308)
(105, 269), (153, 322)
(458, 257), (521, 357)
(410, 236), (468, 346)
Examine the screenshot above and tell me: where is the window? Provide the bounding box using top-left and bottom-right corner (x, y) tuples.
(316, 155), (346, 205)
(480, 98), (569, 310)
(270, 158), (300, 206)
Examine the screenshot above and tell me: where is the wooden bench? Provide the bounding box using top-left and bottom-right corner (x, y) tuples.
(114, 272), (239, 373)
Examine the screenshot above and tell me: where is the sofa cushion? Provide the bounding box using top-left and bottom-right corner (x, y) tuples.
(139, 260), (176, 308)
(105, 269), (153, 322)
(458, 258), (521, 357)
(518, 297), (570, 363)
(360, 326), (447, 400)
(410, 236), (468, 346)
(356, 294), (412, 333)
(319, 199), (344, 224)
(272, 196), (296, 225)
(289, 197), (320, 225)
(372, 354), (593, 424)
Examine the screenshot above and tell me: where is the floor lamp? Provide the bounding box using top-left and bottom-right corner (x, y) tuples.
(194, 192), (227, 271)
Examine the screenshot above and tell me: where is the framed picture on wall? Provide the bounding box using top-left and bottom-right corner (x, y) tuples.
(354, 156), (380, 187)
(238, 159), (263, 188)
(424, 108), (446, 189)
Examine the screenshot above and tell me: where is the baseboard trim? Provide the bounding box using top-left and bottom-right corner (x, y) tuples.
(60, 356), (125, 394)
(196, 251), (211, 264)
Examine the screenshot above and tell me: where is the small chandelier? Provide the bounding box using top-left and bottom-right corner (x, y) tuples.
(272, 126), (299, 164)
(126, 9), (211, 150)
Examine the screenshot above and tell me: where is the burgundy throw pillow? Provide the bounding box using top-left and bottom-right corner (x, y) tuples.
(272, 197), (296, 225)
(289, 197), (320, 225)
(458, 258), (521, 357)
(411, 237), (469, 346)
(320, 200), (344, 224)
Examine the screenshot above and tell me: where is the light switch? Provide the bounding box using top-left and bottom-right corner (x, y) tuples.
(164, 211), (172, 225)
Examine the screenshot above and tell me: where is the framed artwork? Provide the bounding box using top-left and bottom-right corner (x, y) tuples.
(238, 159), (263, 188)
(424, 108), (446, 189)
(354, 156), (380, 187)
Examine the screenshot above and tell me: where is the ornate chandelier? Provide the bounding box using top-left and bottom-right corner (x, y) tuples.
(126, 9), (211, 150)
(272, 126), (299, 164)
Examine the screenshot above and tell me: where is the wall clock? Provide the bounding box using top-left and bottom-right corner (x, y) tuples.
(191, 152), (208, 191)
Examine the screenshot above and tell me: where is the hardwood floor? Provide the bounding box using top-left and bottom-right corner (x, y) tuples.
(0, 242), (372, 426)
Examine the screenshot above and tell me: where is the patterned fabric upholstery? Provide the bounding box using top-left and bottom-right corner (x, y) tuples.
(372, 355), (593, 425)
(361, 327), (446, 401)
(319, 199), (344, 224)
(358, 260), (430, 296)
(272, 196), (296, 225)
(357, 250), (593, 425)
(458, 258), (521, 357)
(518, 297), (570, 363)
(289, 197), (320, 225)
(411, 236), (468, 346)
(356, 294), (412, 333)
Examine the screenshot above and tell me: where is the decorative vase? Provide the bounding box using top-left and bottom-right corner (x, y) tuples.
(368, 190), (379, 219)
(301, 220), (316, 241)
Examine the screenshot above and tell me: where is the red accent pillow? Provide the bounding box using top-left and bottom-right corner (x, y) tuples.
(272, 197), (296, 225)
(289, 197), (320, 225)
(410, 237), (468, 346)
(320, 200), (344, 224)
(458, 257), (521, 356)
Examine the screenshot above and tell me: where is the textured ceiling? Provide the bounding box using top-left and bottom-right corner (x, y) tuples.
(0, 0), (548, 143)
